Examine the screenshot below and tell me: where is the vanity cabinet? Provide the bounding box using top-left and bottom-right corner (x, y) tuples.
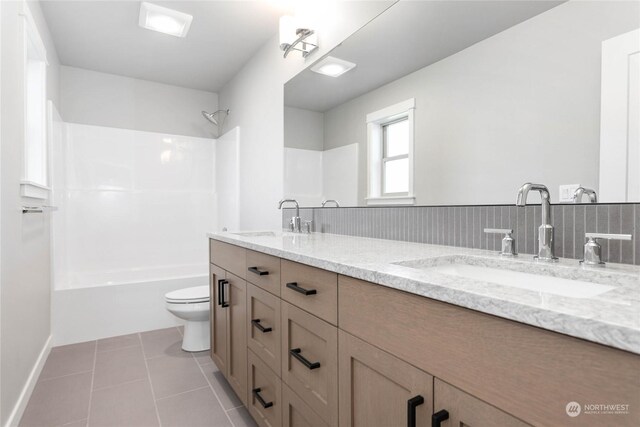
(433, 379), (528, 427)
(338, 331), (434, 427)
(210, 238), (640, 427)
(209, 243), (248, 406)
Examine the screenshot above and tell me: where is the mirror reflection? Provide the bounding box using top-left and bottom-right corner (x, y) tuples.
(284, 0), (640, 207)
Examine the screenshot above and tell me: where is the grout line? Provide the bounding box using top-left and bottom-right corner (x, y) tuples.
(140, 333), (163, 427)
(193, 354), (237, 427)
(91, 378), (148, 392)
(225, 404), (244, 412)
(154, 385), (210, 402)
(59, 418), (88, 427)
(85, 341), (98, 426)
(95, 343), (142, 355)
(38, 369), (95, 383)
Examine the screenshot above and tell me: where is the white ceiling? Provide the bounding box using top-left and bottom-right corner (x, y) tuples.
(41, 1), (289, 92)
(285, 1), (565, 112)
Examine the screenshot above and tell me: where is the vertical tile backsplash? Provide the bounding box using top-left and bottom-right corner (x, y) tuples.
(283, 204), (639, 265)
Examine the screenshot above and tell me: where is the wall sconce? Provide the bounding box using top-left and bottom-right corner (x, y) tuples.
(279, 15), (318, 58)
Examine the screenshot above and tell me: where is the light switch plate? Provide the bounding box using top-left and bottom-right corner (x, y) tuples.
(559, 184), (580, 202)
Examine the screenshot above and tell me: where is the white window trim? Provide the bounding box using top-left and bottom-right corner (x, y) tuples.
(366, 98), (415, 206)
(20, 3), (50, 200)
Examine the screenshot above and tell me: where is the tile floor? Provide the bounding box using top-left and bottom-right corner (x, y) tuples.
(20, 327), (258, 427)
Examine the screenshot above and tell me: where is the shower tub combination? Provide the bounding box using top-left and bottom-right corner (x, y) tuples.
(49, 114), (240, 345)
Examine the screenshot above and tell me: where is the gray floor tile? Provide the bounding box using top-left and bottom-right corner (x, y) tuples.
(192, 350), (213, 366)
(200, 363), (242, 410)
(93, 345), (147, 390)
(59, 419), (87, 427)
(96, 333), (140, 353)
(88, 379), (158, 427)
(227, 407), (258, 427)
(147, 352), (208, 399)
(156, 387), (230, 427)
(39, 341), (96, 380)
(20, 372), (92, 427)
(140, 327), (183, 359)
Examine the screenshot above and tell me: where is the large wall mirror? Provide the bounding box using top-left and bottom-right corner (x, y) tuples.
(283, 0), (640, 207)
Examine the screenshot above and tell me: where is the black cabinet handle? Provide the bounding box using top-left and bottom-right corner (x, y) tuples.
(251, 319), (272, 333)
(407, 395), (424, 427)
(432, 409), (449, 427)
(252, 388), (273, 409)
(218, 279), (229, 308)
(286, 282), (317, 296)
(248, 266), (269, 276)
(289, 348), (320, 370)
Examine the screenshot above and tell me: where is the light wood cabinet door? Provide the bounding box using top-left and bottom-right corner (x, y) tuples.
(281, 302), (338, 427)
(247, 283), (281, 375)
(433, 379), (529, 427)
(247, 250), (281, 296)
(226, 272), (248, 406)
(280, 260), (337, 325)
(210, 263), (227, 373)
(248, 349), (282, 427)
(282, 383), (330, 427)
(338, 331), (433, 427)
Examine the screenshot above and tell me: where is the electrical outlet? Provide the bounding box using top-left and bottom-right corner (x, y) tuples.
(559, 184), (580, 202)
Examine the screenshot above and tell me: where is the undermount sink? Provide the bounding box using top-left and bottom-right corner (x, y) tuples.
(395, 258), (615, 298)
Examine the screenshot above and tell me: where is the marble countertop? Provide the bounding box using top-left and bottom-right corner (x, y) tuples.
(208, 230), (640, 354)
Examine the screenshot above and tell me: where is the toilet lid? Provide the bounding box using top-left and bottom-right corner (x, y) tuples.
(165, 285), (210, 303)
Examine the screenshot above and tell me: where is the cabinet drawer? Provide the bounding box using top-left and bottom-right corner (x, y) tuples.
(247, 283), (281, 376)
(246, 249), (281, 296)
(210, 239), (246, 278)
(281, 302), (337, 426)
(248, 349), (282, 427)
(280, 260), (337, 325)
(282, 383), (329, 427)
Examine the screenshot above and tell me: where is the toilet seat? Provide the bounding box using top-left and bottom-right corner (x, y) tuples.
(165, 285), (210, 304)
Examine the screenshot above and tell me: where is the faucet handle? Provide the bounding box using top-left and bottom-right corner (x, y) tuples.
(303, 220), (313, 234)
(580, 233), (632, 267)
(484, 228), (517, 257)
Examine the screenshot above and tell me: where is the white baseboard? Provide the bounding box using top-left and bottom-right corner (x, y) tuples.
(4, 335), (52, 427)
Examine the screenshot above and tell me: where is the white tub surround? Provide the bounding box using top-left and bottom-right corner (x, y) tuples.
(209, 231), (640, 354)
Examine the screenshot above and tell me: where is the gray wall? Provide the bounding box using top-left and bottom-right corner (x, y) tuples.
(1, 1), (59, 425)
(284, 106), (324, 150)
(60, 66), (219, 138)
(322, 1), (640, 205)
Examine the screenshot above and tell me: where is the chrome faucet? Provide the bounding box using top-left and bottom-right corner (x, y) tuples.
(572, 187), (597, 203)
(580, 232), (632, 267)
(321, 199), (340, 208)
(516, 183), (557, 262)
(278, 199), (301, 233)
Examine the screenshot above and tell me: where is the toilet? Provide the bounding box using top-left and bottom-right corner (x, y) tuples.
(165, 285), (210, 352)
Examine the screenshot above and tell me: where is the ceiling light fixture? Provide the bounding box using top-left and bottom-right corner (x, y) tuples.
(139, 2), (193, 38)
(279, 15), (318, 58)
(310, 56), (356, 77)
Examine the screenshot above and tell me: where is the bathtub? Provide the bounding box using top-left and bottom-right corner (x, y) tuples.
(52, 265), (208, 346)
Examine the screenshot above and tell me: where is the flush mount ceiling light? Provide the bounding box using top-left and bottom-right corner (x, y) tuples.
(279, 15), (318, 58)
(310, 56), (356, 77)
(139, 2), (193, 38)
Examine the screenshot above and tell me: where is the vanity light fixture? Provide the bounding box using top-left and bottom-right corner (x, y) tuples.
(279, 15), (318, 58)
(310, 56), (356, 77)
(139, 2), (193, 38)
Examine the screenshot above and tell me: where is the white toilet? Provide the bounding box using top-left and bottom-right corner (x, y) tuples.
(165, 285), (210, 352)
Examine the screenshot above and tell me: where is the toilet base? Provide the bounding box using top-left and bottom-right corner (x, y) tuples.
(182, 320), (210, 352)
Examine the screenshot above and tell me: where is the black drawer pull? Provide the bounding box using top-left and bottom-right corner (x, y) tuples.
(248, 266), (269, 276)
(432, 409), (449, 427)
(407, 395), (424, 427)
(252, 388), (273, 409)
(286, 282), (317, 296)
(251, 319), (272, 333)
(218, 279), (229, 308)
(289, 348), (320, 370)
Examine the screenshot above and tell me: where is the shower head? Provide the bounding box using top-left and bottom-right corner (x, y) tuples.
(201, 109), (230, 126)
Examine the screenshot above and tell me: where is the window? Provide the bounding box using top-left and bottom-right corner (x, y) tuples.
(366, 99), (415, 205)
(20, 4), (49, 200)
